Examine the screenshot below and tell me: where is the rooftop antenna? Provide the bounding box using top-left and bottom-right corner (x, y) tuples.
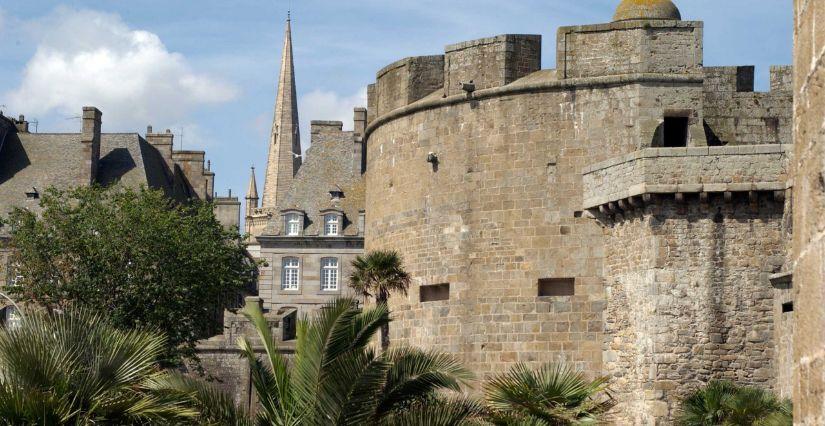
(180, 126), (184, 150)
(31, 119), (39, 133)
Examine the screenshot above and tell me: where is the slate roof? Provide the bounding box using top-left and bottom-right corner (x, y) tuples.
(0, 130), (173, 221)
(262, 127), (364, 237)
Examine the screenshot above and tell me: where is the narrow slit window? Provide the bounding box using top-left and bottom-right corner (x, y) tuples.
(420, 283), (450, 302)
(538, 278), (575, 297)
(664, 117), (689, 147)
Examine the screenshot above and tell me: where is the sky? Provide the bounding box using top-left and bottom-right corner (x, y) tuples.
(0, 0), (793, 214)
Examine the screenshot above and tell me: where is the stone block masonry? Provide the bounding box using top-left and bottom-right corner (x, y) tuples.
(362, 4), (794, 423)
(602, 199), (784, 423)
(792, 0), (825, 422)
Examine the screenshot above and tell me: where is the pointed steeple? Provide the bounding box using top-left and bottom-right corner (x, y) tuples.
(246, 166), (259, 201)
(246, 166), (259, 213)
(262, 15), (301, 208)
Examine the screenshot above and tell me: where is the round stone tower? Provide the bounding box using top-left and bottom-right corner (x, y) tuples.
(363, 1), (792, 422)
(613, 0), (681, 21)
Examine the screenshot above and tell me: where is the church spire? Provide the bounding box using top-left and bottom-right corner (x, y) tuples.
(262, 15), (301, 208)
(246, 166), (259, 201)
(246, 166), (259, 214)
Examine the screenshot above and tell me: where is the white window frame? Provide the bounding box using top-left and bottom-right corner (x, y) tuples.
(4, 307), (21, 330)
(285, 213), (302, 236)
(321, 257), (339, 291)
(324, 214), (340, 236)
(282, 257), (300, 290)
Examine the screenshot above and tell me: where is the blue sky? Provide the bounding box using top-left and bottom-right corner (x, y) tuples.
(0, 0), (792, 210)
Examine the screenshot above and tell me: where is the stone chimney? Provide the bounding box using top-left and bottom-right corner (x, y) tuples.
(353, 108), (367, 175)
(145, 126), (175, 174)
(80, 107), (102, 185)
(14, 115), (29, 133)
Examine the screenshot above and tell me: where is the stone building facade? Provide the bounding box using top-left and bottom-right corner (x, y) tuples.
(243, 17), (366, 318)
(792, 0), (825, 422)
(360, 0), (796, 422)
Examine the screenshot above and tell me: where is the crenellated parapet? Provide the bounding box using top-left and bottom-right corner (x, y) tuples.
(557, 20), (703, 79)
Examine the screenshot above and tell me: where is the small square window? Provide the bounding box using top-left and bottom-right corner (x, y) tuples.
(420, 283), (450, 302)
(538, 278), (575, 297)
(664, 117), (689, 147)
(782, 302), (793, 313)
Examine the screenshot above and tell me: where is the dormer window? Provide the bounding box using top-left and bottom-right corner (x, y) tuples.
(285, 213), (302, 236)
(324, 214), (340, 236)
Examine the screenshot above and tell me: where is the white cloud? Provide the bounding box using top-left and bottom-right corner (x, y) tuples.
(298, 87), (367, 154)
(4, 7), (237, 131)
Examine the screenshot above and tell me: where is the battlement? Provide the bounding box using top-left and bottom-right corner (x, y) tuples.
(372, 55), (444, 118)
(557, 20), (703, 79)
(443, 34), (541, 96)
(369, 34), (541, 119)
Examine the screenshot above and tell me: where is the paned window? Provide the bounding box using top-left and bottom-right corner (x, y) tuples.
(321, 258), (339, 291)
(324, 214), (340, 236)
(285, 214), (302, 236)
(282, 257), (300, 290)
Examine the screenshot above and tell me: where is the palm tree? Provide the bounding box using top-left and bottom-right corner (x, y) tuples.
(482, 362), (615, 425)
(677, 380), (792, 426)
(349, 250), (412, 351)
(159, 297), (480, 425)
(0, 308), (196, 424)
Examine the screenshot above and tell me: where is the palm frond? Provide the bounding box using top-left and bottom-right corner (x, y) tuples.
(377, 347), (473, 416)
(484, 362), (614, 425)
(379, 396), (485, 426)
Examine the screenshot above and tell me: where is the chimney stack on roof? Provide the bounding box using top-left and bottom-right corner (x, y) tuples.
(80, 107), (102, 185)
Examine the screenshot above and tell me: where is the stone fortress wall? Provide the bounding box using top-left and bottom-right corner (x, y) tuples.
(792, 0), (825, 422)
(361, 2), (793, 422)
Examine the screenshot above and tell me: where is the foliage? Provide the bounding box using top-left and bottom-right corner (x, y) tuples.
(0, 308), (198, 425)
(677, 380), (792, 426)
(156, 297), (480, 426)
(482, 362), (615, 425)
(348, 250), (412, 350)
(2, 185), (256, 363)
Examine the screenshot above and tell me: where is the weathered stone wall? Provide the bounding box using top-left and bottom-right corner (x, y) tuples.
(375, 56), (444, 117)
(557, 21), (702, 79)
(171, 151), (209, 200)
(194, 301), (295, 412)
(792, 0), (825, 422)
(703, 67), (793, 146)
(444, 35), (541, 97)
(582, 146), (790, 208)
(602, 198), (784, 424)
(214, 196), (241, 230)
(366, 81), (649, 377)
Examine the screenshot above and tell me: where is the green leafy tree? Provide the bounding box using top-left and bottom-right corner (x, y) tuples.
(677, 380), (792, 426)
(349, 250), (411, 350)
(482, 362), (615, 425)
(0, 308), (198, 424)
(1, 185), (256, 362)
(156, 297), (481, 425)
